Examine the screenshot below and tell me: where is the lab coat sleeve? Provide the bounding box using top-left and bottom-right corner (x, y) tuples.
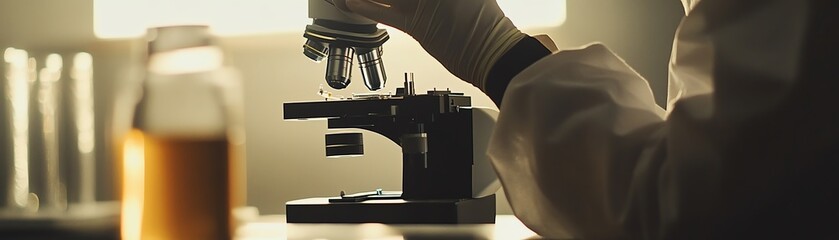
(487, 0), (838, 238)
(488, 43), (666, 239)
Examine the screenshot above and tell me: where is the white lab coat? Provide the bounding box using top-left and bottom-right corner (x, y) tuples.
(488, 0), (839, 238)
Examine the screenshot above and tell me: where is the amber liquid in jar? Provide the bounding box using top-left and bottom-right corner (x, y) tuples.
(136, 133), (233, 240)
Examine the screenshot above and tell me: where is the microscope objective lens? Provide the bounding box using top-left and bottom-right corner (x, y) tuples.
(303, 40), (329, 62)
(357, 47), (387, 91)
(325, 47), (354, 89)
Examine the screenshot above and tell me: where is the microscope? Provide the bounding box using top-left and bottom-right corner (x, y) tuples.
(284, 74), (501, 224)
(287, 0), (500, 224)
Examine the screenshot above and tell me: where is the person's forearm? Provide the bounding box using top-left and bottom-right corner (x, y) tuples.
(485, 36), (553, 107)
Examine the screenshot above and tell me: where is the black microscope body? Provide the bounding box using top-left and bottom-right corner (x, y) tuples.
(283, 84), (496, 224)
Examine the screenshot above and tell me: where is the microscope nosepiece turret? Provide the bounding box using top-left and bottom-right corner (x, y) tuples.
(303, 0), (389, 91)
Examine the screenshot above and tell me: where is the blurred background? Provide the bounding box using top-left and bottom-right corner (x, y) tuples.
(0, 0), (683, 215)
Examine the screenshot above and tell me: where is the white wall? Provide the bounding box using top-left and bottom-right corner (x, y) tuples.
(1, 0), (683, 215)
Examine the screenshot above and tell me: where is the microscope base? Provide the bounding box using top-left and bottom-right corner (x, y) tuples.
(286, 194), (496, 224)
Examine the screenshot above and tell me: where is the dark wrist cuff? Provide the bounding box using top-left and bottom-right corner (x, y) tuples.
(485, 36), (552, 108)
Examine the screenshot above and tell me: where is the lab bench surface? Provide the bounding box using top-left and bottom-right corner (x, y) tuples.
(237, 215), (541, 240)
(0, 214), (541, 239)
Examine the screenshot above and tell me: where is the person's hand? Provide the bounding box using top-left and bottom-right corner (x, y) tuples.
(338, 0), (526, 90)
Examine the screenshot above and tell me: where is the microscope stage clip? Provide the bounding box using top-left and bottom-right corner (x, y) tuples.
(330, 189), (402, 203)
